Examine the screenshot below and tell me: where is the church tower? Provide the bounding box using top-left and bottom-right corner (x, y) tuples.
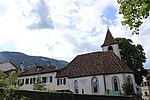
(101, 28), (121, 59)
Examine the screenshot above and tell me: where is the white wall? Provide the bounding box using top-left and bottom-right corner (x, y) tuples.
(102, 44), (121, 59)
(104, 73), (136, 94)
(69, 75), (105, 94)
(18, 72), (136, 95)
(55, 77), (69, 90)
(18, 72), (57, 91)
(68, 73), (136, 95)
(125, 73), (137, 93)
(105, 74), (124, 93)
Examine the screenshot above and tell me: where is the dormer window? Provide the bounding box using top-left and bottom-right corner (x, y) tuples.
(36, 66), (43, 71)
(108, 46), (113, 51)
(37, 68), (40, 71)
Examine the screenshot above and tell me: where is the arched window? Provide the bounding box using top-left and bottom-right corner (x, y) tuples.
(91, 76), (99, 93)
(108, 46), (113, 51)
(74, 80), (79, 93)
(112, 76), (120, 91)
(127, 75), (132, 84)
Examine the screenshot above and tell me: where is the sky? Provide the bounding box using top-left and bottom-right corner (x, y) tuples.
(0, 0), (150, 69)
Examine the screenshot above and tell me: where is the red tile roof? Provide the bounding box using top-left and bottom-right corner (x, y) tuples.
(56, 51), (133, 78)
(101, 28), (117, 47)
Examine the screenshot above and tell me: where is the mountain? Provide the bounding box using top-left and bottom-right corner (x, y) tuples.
(0, 51), (68, 69)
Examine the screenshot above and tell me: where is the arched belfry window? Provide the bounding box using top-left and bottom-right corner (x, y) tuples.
(91, 76), (99, 93)
(108, 46), (113, 51)
(74, 80), (79, 93)
(112, 76), (120, 91)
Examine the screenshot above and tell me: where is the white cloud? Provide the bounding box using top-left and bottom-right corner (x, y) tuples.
(0, 0), (149, 69)
(137, 19), (150, 68)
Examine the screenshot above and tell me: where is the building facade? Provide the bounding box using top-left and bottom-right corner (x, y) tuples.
(0, 61), (17, 74)
(141, 69), (150, 100)
(17, 28), (137, 95)
(0, 61), (17, 72)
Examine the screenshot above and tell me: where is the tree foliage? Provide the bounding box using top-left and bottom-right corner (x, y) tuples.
(33, 76), (47, 91)
(122, 80), (135, 95)
(0, 70), (27, 100)
(115, 38), (148, 85)
(117, 0), (150, 34)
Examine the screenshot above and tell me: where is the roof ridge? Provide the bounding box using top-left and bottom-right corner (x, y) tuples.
(77, 51), (112, 56)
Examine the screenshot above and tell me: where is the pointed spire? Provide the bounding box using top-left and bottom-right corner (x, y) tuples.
(101, 28), (117, 47)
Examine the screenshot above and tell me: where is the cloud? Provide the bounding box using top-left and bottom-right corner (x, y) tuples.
(0, 4), (7, 15)
(0, 0), (149, 69)
(0, 41), (16, 51)
(137, 19), (150, 68)
(27, 0), (54, 30)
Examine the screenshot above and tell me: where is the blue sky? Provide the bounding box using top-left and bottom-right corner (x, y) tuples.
(101, 6), (117, 25)
(0, 0), (150, 69)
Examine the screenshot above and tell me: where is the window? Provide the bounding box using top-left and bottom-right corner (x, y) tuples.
(112, 76), (120, 91)
(36, 67), (42, 71)
(49, 76), (52, 83)
(141, 82), (144, 87)
(127, 75), (134, 92)
(37, 68), (40, 71)
(114, 78), (119, 91)
(144, 82), (147, 86)
(74, 80), (79, 93)
(91, 76), (99, 93)
(82, 89), (84, 94)
(108, 46), (113, 51)
(145, 92), (148, 96)
(21, 79), (24, 85)
(63, 78), (66, 85)
(18, 79), (24, 86)
(127, 75), (132, 84)
(60, 78), (63, 85)
(57, 79), (59, 85)
(18, 79), (21, 84)
(42, 77), (47, 83)
(30, 78), (33, 84)
(147, 82), (150, 86)
(25, 78), (29, 84)
(33, 78), (36, 84)
(29, 78), (36, 84)
(36, 77), (42, 83)
(57, 78), (66, 85)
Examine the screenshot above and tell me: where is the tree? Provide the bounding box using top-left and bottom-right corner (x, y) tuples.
(33, 76), (47, 91)
(0, 70), (27, 100)
(117, 0), (150, 34)
(115, 38), (148, 85)
(122, 80), (135, 95)
(0, 70), (7, 87)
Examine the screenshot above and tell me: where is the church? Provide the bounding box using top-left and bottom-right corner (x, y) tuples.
(17, 28), (136, 95)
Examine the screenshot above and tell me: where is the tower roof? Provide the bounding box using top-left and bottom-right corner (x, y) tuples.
(101, 28), (117, 47)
